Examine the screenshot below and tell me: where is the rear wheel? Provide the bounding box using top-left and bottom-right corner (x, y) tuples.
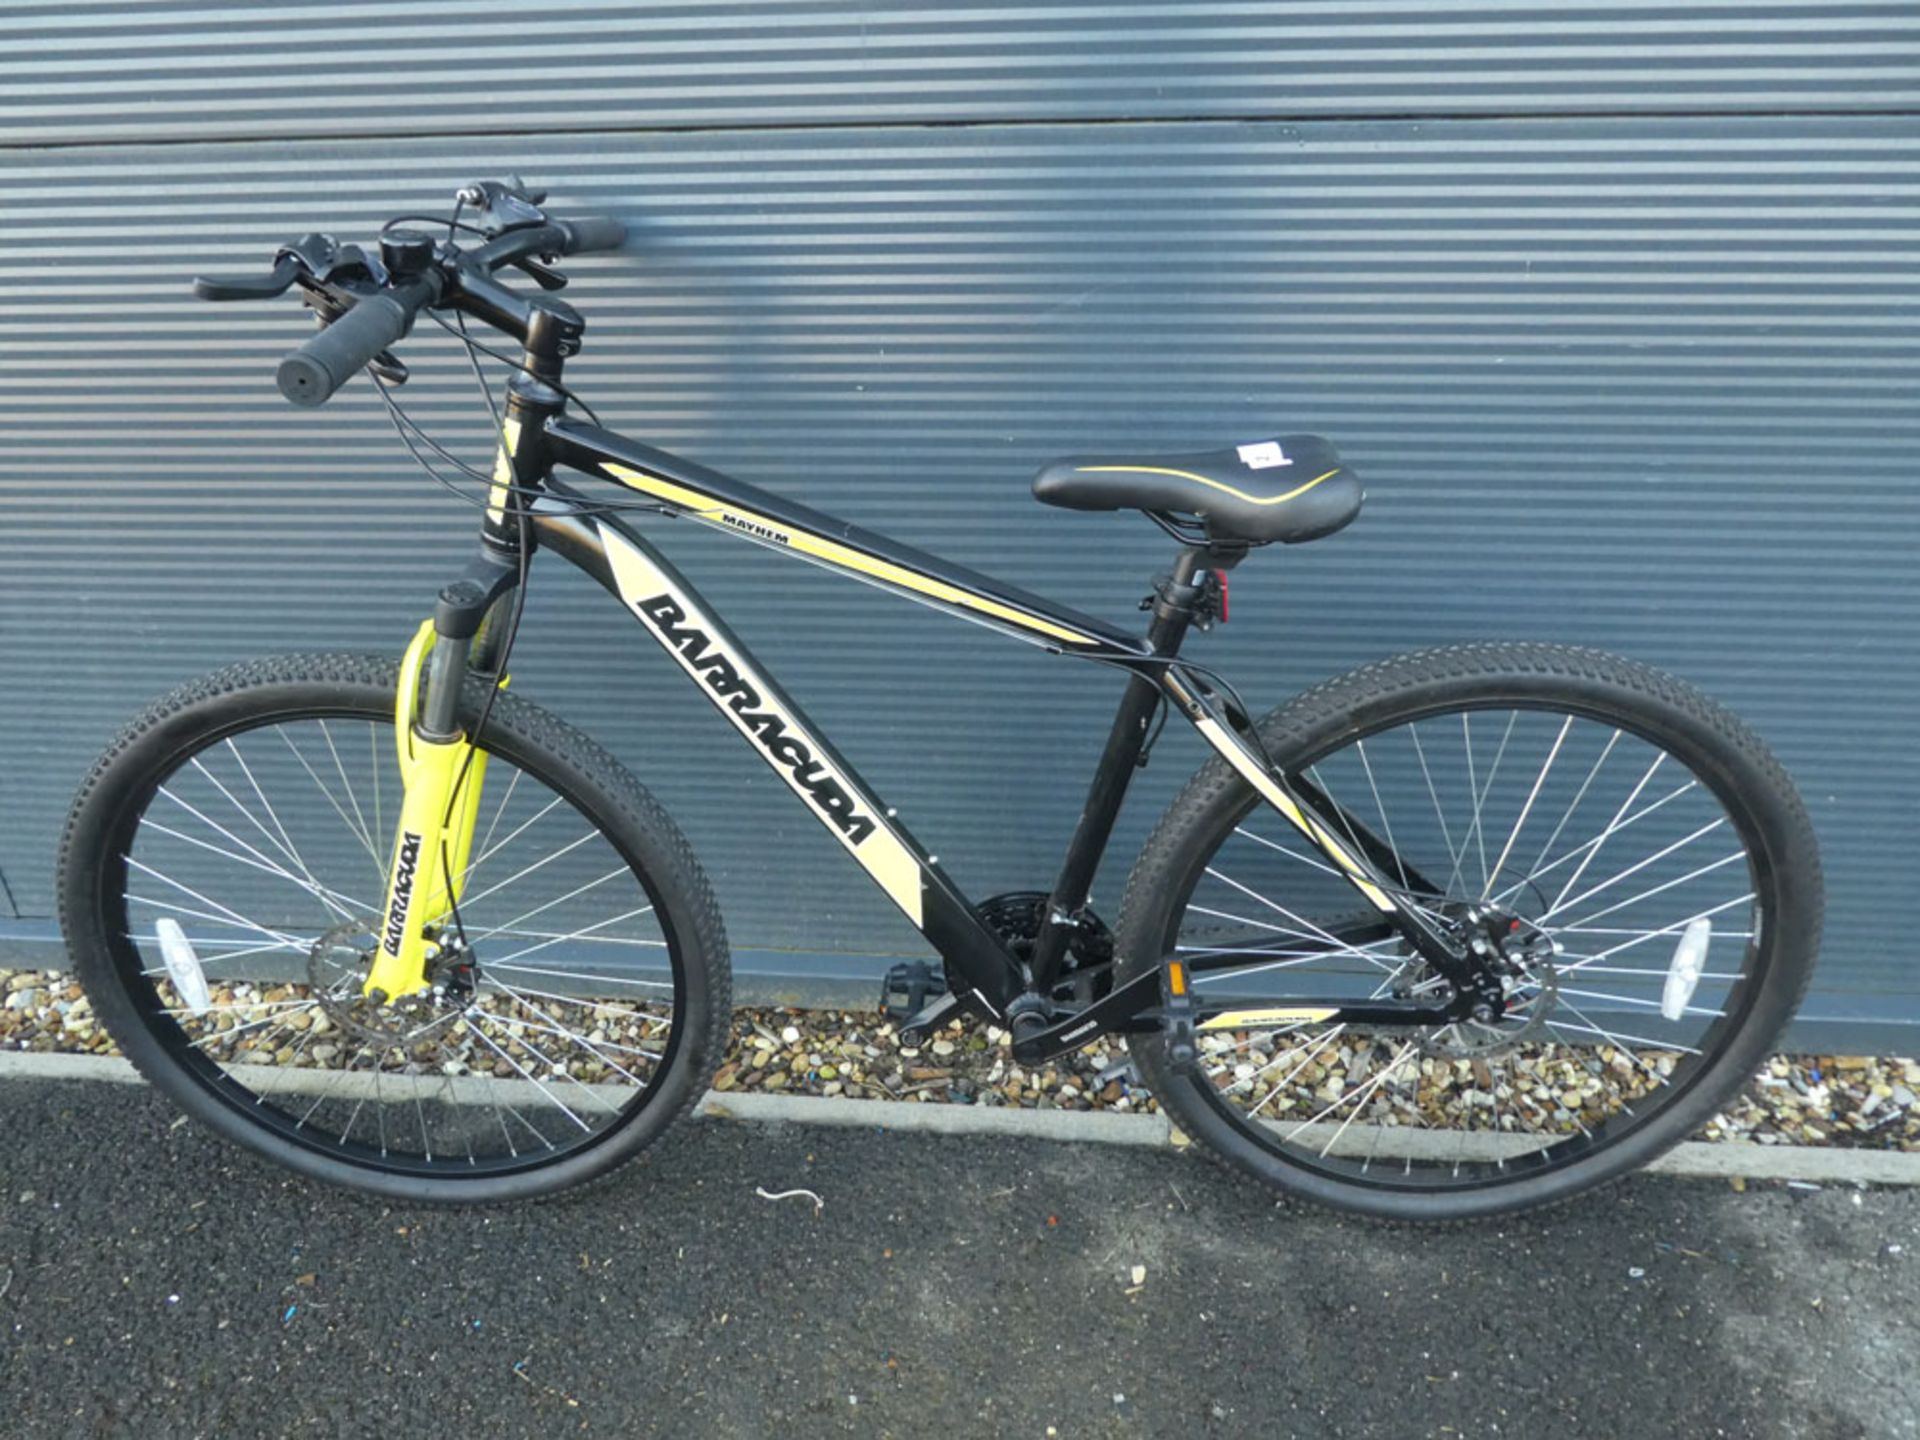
(59, 654), (730, 1202)
(1116, 643), (1821, 1220)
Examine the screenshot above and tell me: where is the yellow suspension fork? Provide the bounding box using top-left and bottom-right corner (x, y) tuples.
(363, 564), (516, 1002)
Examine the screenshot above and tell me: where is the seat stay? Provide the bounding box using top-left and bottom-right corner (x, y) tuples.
(1157, 667), (1473, 984)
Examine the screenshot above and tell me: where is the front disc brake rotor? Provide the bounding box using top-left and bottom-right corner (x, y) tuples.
(308, 921), (467, 1050)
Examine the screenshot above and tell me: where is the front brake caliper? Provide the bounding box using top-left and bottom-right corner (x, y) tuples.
(362, 621), (492, 1002)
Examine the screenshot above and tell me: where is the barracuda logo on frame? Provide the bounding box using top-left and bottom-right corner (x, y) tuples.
(382, 830), (423, 956)
(600, 522), (924, 926)
(633, 593), (878, 845)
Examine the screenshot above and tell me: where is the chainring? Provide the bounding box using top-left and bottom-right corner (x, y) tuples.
(973, 891), (1115, 1005)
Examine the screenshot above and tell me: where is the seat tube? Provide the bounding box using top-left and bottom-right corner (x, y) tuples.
(1026, 549), (1208, 990)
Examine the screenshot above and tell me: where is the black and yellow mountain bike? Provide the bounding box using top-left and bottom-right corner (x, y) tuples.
(57, 181), (1823, 1220)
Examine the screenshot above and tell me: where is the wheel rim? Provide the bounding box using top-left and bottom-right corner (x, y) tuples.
(97, 708), (689, 1179)
(1167, 699), (1777, 1194)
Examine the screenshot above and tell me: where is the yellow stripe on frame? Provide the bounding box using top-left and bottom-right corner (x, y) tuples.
(1193, 717), (1397, 913)
(602, 462), (1096, 646)
(1074, 464), (1341, 508)
(1199, 1006), (1339, 1031)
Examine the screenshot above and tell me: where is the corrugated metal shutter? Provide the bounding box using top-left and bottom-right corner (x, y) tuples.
(1, 5), (1913, 1043)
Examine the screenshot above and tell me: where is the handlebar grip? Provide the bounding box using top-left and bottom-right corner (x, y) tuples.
(556, 216), (627, 255)
(276, 289), (419, 406)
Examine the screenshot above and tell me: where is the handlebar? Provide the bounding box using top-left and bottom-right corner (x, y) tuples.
(196, 188), (628, 407)
(276, 274), (441, 406)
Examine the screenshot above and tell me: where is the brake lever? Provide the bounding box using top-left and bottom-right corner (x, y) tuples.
(192, 233), (388, 302)
(510, 255), (568, 291)
(192, 256), (302, 301)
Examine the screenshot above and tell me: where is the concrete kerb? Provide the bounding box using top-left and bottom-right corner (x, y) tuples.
(4, 1048), (1918, 1187)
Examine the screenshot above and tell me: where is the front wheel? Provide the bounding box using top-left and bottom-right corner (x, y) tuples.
(58, 654), (731, 1203)
(1116, 643), (1822, 1221)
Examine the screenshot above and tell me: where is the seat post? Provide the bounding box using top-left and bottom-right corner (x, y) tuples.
(1024, 546), (1210, 993)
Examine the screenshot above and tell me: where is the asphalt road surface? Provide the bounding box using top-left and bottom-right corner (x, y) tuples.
(2, 1076), (1916, 1439)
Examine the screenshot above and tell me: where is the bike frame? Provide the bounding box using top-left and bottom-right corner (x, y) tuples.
(389, 363), (1487, 1062)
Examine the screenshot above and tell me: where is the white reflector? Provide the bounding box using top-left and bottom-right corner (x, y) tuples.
(1661, 918), (1712, 1022)
(154, 917), (212, 1016)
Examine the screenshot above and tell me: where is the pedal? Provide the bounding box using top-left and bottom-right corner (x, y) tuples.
(879, 960), (946, 1026)
(1162, 961), (1198, 1076)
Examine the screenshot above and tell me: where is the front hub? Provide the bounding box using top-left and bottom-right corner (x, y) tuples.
(310, 921), (473, 1050)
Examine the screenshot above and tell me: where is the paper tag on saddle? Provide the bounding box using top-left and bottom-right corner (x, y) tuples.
(1236, 441), (1291, 470)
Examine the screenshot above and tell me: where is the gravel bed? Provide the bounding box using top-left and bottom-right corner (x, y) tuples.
(4, 967), (1915, 1150)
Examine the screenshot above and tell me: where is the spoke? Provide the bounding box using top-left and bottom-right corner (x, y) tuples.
(157, 783), (366, 917)
(461, 789), (562, 887)
(1293, 1042), (1417, 1155)
(158, 997), (317, 1018)
(1494, 778), (1702, 907)
(1557, 985), (1722, 1019)
(189, 1002), (317, 1052)
(416, 1080), (438, 1162)
(1450, 712), (1514, 897)
(1408, 722), (1465, 888)
(478, 1017), (626, 1116)
(317, 721), (377, 875)
(1304, 765), (1378, 888)
(479, 979), (673, 1031)
(1539, 1015), (1701, 1056)
(1555, 996), (1676, 1083)
(1556, 894), (1757, 968)
(1541, 818), (1727, 923)
(1232, 826), (1341, 879)
(465, 765), (523, 884)
(481, 905), (659, 970)
(126, 894), (306, 950)
(1246, 1026), (1348, 1119)
(483, 977), (653, 1084)
(134, 935), (306, 972)
(462, 1021), (592, 1134)
(141, 811), (363, 924)
(474, 927), (665, 949)
(277, 728), (384, 873)
(1516, 727), (1621, 889)
(1484, 715), (1571, 900)
(479, 1004), (664, 1065)
(1201, 870), (1399, 973)
(456, 830), (601, 910)
(1560, 964), (1742, 980)
(189, 754), (329, 900)
(338, 1046), (378, 1148)
(460, 865), (636, 945)
(294, 1037), (369, 1127)
(369, 722), (385, 878)
(373, 1053), (388, 1157)
(482, 961), (673, 990)
(219, 738), (329, 887)
(1554, 851), (1747, 932)
(1546, 752), (1665, 913)
(1354, 738), (1410, 891)
(1558, 925), (1754, 939)
(124, 858), (307, 949)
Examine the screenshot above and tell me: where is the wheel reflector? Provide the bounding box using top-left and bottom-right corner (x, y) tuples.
(1661, 918), (1712, 1021)
(154, 917), (212, 1016)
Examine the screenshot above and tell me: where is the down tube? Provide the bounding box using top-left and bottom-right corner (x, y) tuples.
(529, 502), (1024, 1014)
